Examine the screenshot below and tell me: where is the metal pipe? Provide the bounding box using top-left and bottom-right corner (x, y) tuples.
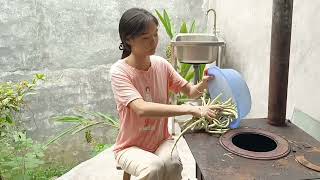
(193, 64), (200, 85)
(268, 0), (293, 126)
(206, 9), (217, 36)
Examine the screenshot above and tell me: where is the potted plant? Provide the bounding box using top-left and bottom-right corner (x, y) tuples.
(155, 9), (206, 104)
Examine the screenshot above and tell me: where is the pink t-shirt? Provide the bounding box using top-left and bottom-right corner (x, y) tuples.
(110, 55), (188, 154)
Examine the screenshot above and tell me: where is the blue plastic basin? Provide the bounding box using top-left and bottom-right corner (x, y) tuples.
(207, 66), (252, 129)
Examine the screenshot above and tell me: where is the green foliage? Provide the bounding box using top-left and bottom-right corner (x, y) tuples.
(155, 9), (174, 39)
(155, 9), (206, 82)
(0, 74), (116, 179)
(155, 10), (207, 103)
(0, 131), (45, 179)
(27, 164), (72, 180)
(0, 74), (45, 126)
(0, 74), (49, 179)
(48, 110), (120, 156)
(90, 143), (113, 157)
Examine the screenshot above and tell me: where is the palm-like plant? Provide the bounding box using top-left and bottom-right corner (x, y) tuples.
(155, 9), (206, 103)
(45, 110), (119, 154)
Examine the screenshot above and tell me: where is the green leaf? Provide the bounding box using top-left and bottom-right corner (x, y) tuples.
(17, 131), (26, 141)
(179, 21), (188, 33)
(12, 174), (32, 180)
(155, 10), (173, 39)
(5, 89), (14, 96)
(13, 133), (20, 142)
(155, 9), (165, 23)
(17, 95), (24, 102)
(91, 143), (113, 156)
(24, 158), (44, 169)
(95, 112), (119, 128)
(2, 98), (10, 105)
(180, 63), (192, 78)
(71, 122), (104, 135)
(185, 71), (195, 82)
(53, 116), (84, 123)
(44, 124), (82, 147)
(163, 10), (173, 39)
(5, 114), (13, 124)
(189, 20), (196, 33)
(199, 64), (206, 80)
(35, 73), (45, 80)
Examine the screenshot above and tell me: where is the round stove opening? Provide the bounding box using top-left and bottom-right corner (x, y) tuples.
(232, 133), (277, 152)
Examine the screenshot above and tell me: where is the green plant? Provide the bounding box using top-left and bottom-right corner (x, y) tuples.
(155, 9), (206, 103)
(0, 74), (45, 126)
(0, 131), (45, 179)
(156, 9), (201, 81)
(48, 110), (120, 156)
(0, 74), (48, 179)
(90, 143), (113, 157)
(27, 164), (72, 180)
(0, 74), (95, 179)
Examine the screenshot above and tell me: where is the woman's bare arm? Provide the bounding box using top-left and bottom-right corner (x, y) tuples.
(128, 76), (216, 119)
(129, 98), (218, 120)
(129, 99), (199, 118)
(180, 76), (213, 99)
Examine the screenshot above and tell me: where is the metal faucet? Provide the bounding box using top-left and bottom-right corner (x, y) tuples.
(206, 8), (217, 35)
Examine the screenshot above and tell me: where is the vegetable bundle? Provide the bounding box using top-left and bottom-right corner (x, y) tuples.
(171, 93), (238, 156)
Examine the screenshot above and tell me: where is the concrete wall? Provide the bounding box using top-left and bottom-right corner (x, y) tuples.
(0, 0), (209, 163)
(208, 0), (320, 126)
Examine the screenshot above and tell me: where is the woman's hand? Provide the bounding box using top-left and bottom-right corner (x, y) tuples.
(194, 75), (214, 95)
(192, 105), (221, 119)
(201, 75), (214, 88)
(180, 69), (215, 99)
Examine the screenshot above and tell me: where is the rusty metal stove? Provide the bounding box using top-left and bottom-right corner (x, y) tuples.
(219, 128), (290, 160)
(183, 0), (320, 179)
(184, 119), (320, 180)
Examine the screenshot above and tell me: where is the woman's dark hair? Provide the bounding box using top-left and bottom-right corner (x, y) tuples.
(119, 8), (158, 59)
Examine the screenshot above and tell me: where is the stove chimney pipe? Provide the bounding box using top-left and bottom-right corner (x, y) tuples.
(268, 0), (293, 126)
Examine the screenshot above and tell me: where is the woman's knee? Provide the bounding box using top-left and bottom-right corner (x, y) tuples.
(163, 158), (183, 180)
(170, 158), (183, 172)
(148, 159), (165, 173)
(164, 154), (183, 173)
(138, 159), (165, 180)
